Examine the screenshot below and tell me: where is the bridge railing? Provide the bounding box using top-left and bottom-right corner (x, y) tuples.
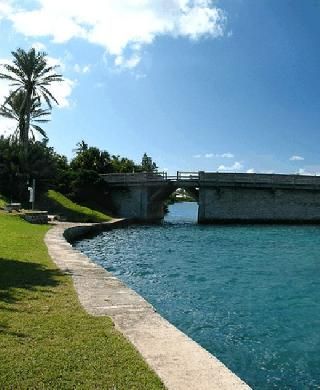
(101, 171), (168, 184)
(165, 172), (200, 181)
(199, 172), (320, 188)
(101, 171), (200, 184)
(176, 171), (199, 181)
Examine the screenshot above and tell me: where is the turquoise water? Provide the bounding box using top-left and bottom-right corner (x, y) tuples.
(74, 202), (320, 389)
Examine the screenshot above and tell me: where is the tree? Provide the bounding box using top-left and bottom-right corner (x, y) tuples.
(73, 140), (88, 154)
(111, 155), (136, 173)
(0, 48), (62, 150)
(0, 90), (50, 143)
(140, 153), (158, 173)
(71, 145), (113, 173)
(0, 136), (61, 201)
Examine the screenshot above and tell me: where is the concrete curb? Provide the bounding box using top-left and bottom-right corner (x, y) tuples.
(45, 220), (251, 390)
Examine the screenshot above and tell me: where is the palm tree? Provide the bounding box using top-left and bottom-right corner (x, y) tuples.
(0, 48), (62, 150)
(73, 140), (89, 154)
(0, 90), (50, 143)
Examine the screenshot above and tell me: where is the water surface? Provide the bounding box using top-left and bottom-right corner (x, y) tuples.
(74, 202), (320, 389)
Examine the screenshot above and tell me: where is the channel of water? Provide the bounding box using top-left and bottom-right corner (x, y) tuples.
(74, 202), (320, 389)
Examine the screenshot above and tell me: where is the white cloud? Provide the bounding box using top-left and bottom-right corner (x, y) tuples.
(135, 73), (147, 80)
(49, 77), (75, 108)
(114, 54), (141, 69)
(178, 2), (225, 39)
(220, 152), (234, 158)
(193, 152), (234, 159)
(0, 0), (12, 20)
(73, 64), (81, 73)
(0, 70), (15, 136)
(74, 63), (91, 74)
(296, 168), (313, 176)
(32, 41), (46, 51)
(6, 0), (226, 68)
(46, 55), (66, 71)
(82, 65), (90, 73)
(246, 168), (255, 173)
(296, 168), (320, 176)
(290, 155), (304, 161)
(217, 161), (243, 172)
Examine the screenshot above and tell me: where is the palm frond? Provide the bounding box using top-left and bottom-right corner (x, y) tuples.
(2, 64), (26, 81)
(1, 48), (64, 146)
(0, 73), (21, 83)
(33, 119), (50, 123)
(0, 107), (17, 120)
(40, 85), (59, 106)
(40, 91), (52, 109)
(2, 87), (23, 107)
(32, 124), (48, 139)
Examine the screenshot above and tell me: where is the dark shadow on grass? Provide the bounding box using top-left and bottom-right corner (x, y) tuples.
(0, 258), (61, 304)
(0, 322), (28, 338)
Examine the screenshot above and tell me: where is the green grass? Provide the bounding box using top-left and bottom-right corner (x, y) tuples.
(0, 213), (164, 389)
(42, 190), (112, 222)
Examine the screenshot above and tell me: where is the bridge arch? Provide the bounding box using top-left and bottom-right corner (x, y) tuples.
(101, 172), (200, 222)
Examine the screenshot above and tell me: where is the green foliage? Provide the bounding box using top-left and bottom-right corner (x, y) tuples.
(111, 154), (136, 173)
(0, 136), (64, 202)
(0, 90), (50, 143)
(140, 152), (158, 173)
(0, 48), (63, 150)
(67, 141), (143, 210)
(70, 144), (113, 173)
(0, 48), (160, 215)
(68, 169), (107, 202)
(0, 194), (8, 208)
(0, 132), (160, 215)
(44, 190), (111, 222)
(0, 213), (164, 389)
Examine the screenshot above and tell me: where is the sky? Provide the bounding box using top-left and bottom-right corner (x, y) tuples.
(1, 0), (320, 175)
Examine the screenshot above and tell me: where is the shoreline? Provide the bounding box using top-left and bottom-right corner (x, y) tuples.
(45, 219), (250, 390)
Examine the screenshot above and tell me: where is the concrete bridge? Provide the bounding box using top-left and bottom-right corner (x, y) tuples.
(101, 171), (320, 223)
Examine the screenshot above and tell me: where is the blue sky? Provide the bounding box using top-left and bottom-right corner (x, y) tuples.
(1, 0), (320, 175)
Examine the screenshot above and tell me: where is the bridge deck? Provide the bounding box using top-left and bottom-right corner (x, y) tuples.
(101, 171), (320, 190)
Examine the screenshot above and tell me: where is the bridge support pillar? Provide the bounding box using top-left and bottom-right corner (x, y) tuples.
(109, 186), (165, 222)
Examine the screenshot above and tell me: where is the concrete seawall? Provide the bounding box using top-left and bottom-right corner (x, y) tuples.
(45, 220), (251, 390)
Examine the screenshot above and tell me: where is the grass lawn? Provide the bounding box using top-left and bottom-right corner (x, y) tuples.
(41, 190), (112, 223)
(0, 213), (164, 389)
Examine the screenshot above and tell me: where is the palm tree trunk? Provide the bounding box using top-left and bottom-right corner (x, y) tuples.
(22, 88), (33, 153)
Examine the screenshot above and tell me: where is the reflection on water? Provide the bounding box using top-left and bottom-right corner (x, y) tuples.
(164, 201), (198, 224)
(74, 202), (320, 389)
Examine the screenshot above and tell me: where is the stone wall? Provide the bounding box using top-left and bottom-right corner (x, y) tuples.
(198, 187), (320, 223)
(22, 211), (48, 224)
(63, 219), (128, 242)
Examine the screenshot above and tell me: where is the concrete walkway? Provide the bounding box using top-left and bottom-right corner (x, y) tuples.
(45, 220), (251, 390)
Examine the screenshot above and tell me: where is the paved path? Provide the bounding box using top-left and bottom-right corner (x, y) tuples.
(45, 220), (251, 390)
